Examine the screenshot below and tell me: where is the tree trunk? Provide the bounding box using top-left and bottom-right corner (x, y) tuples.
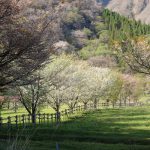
(135, 99), (138, 106)
(84, 102), (87, 110)
(14, 102), (18, 113)
(119, 99), (122, 107)
(71, 106), (74, 114)
(124, 99), (127, 106)
(69, 103), (74, 114)
(0, 105), (2, 117)
(94, 98), (98, 109)
(129, 99), (131, 106)
(112, 102), (115, 108)
(31, 113), (36, 124)
(31, 107), (36, 124)
(56, 105), (60, 124)
(106, 99), (109, 108)
(7, 101), (10, 109)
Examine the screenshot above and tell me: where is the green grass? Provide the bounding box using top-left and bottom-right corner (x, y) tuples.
(0, 106), (150, 149)
(1, 105), (68, 119)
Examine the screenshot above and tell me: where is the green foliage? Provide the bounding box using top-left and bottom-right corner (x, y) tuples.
(102, 9), (150, 41)
(94, 22), (107, 35)
(99, 30), (109, 43)
(82, 28), (93, 38)
(105, 73), (123, 105)
(63, 9), (84, 27)
(79, 39), (112, 59)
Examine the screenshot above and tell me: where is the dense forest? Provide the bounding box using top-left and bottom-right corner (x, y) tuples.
(103, 9), (150, 40)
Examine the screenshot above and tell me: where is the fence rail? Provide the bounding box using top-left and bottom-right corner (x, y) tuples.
(0, 102), (140, 129)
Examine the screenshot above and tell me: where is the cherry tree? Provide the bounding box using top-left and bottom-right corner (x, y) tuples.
(17, 73), (46, 124)
(43, 55), (74, 122)
(118, 37), (150, 75)
(80, 67), (113, 109)
(63, 61), (88, 110)
(89, 67), (114, 109)
(105, 74), (123, 107)
(119, 74), (143, 106)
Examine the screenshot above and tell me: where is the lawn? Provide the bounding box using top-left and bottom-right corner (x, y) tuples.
(0, 106), (150, 150)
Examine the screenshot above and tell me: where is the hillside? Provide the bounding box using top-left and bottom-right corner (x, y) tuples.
(20, 0), (150, 53)
(22, 0), (150, 73)
(103, 0), (150, 24)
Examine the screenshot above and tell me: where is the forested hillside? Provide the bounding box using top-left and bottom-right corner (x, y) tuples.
(103, 9), (150, 40)
(104, 0), (150, 24)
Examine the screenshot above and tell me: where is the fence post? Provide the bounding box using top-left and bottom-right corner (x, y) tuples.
(15, 115), (18, 128)
(56, 143), (59, 150)
(56, 112), (61, 125)
(43, 113), (46, 124)
(65, 109), (67, 116)
(46, 114), (49, 124)
(28, 114), (30, 124)
(51, 114), (54, 124)
(38, 114), (41, 124)
(0, 117), (2, 128)
(22, 115), (25, 127)
(7, 116), (11, 129)
(24, 115), (26, 124)
(55, 113), (57, 123)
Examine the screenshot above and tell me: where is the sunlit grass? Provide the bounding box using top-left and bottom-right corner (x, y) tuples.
(1, 105), (69, 119)
(1, 106), (150, 150)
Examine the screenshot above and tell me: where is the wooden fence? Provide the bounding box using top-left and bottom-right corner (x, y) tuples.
(0, 102), (139, 129)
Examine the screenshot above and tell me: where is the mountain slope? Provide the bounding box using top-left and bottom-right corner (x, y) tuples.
(102, 0), (150, 24)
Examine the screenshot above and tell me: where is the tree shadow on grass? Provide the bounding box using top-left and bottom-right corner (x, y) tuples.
(41, 108), (150, 145)
(1, 107), (150, 147)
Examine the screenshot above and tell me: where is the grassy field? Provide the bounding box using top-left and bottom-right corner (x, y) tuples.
(1, 107), (55, 118)
(0, 106), (150, 150)
(0, 105), (69, 119)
